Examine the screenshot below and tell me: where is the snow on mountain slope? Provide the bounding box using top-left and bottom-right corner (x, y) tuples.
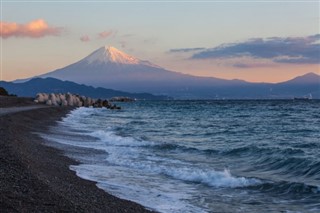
(86, 46), (139, 64)
(84, 46), (161, 68)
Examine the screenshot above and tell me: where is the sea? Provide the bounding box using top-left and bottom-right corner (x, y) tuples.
(41, 100), (320, 213)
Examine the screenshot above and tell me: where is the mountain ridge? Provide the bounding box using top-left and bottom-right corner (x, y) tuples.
(0, 78), (170, 100)
(13, 46), (320, 99)
(6, 73), (319, 99)
(278, 72), (320, 85)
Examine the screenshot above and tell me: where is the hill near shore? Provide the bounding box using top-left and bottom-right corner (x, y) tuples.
(0, 78), (170, 100)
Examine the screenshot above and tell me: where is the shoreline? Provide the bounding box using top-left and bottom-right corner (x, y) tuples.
(0, 104), (154, 212)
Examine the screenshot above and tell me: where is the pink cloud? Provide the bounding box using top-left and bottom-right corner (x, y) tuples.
(98, 30), (113, 39)
(80, 35), (90, 42)
(0, 19), (62, 39)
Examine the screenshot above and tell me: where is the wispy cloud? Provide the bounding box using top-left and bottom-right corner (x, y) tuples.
(80, 35), (90, 42)
(98, 30), (113, 39)
(169, 47), (206, 53)
(0, 19), (62, 39)
(192, 35), (320, 64)
(232, 62), (276, 69)
(80, 30), (114, 42)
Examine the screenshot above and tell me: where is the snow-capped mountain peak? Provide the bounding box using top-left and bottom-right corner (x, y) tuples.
(85, 45), (146, 65)
(83, 45), (162, 68)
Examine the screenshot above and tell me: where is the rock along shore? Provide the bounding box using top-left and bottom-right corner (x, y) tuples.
(34, 93), (121, 109)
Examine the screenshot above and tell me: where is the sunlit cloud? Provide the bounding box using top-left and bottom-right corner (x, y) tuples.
(98, 30), (113, 39)
(80, 30), (115, 42)
(0, 19), (62, 39)
(191, 34), (320, 64)
(80, 35), (90, 42)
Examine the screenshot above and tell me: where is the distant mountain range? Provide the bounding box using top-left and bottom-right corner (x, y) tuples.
(12, 46), (320, 99)
(0, 78), (169, 100)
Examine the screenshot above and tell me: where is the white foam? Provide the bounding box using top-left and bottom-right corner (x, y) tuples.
(167, 167), (261, 188)
(70, 164), (207, 213)
(89, 130), (152, 147)
(43, 107), (263, 213)
(104, 154), (261, 188)
(40, 133), (107, 151)
(85, 130), (261, 188)
(60, 107), (106, 131)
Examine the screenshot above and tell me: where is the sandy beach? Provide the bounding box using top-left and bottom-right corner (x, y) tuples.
(0, 96), (153, 212)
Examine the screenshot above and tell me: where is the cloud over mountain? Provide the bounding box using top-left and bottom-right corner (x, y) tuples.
(79, 30), (114, 42)
(98, 30), (113, 39)
(80, 35), (90, 42)
(192, 35), (320, 64)
(0, 19), (62, 39)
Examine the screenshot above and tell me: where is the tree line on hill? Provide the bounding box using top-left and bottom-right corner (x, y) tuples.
(0, 87), (16, 96)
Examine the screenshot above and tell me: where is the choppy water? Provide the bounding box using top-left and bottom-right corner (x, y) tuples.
(42, 100), (320, 213)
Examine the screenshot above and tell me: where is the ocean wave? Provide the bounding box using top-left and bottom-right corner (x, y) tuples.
(88, 130), (153, 147)
(164, 168), (261, 188)
(60, 107), (103, 130)
(254, 156), (320, 178)
(40, 131), (107, 151)
(87, 130), (262, 188)
(106, 153), (261, 188)
(70, 164), (208, 213)
(150, 143), (219, 155)
(150, 143), (306, 160)
(248, 181), (320, 196)
(223, 145), (305, 157)
(47, 101), (320, 213)
(84, 129), (320, 183)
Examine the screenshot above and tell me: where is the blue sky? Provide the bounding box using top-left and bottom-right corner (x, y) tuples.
(1, 0), (319, 82)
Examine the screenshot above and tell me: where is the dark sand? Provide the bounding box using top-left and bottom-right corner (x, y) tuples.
(0, 96), (36, 108)
(0, 97), (154, 212)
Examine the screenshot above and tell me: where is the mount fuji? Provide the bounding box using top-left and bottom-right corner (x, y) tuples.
(36, 46), (246, 98)
(21, 45), (319, 99)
